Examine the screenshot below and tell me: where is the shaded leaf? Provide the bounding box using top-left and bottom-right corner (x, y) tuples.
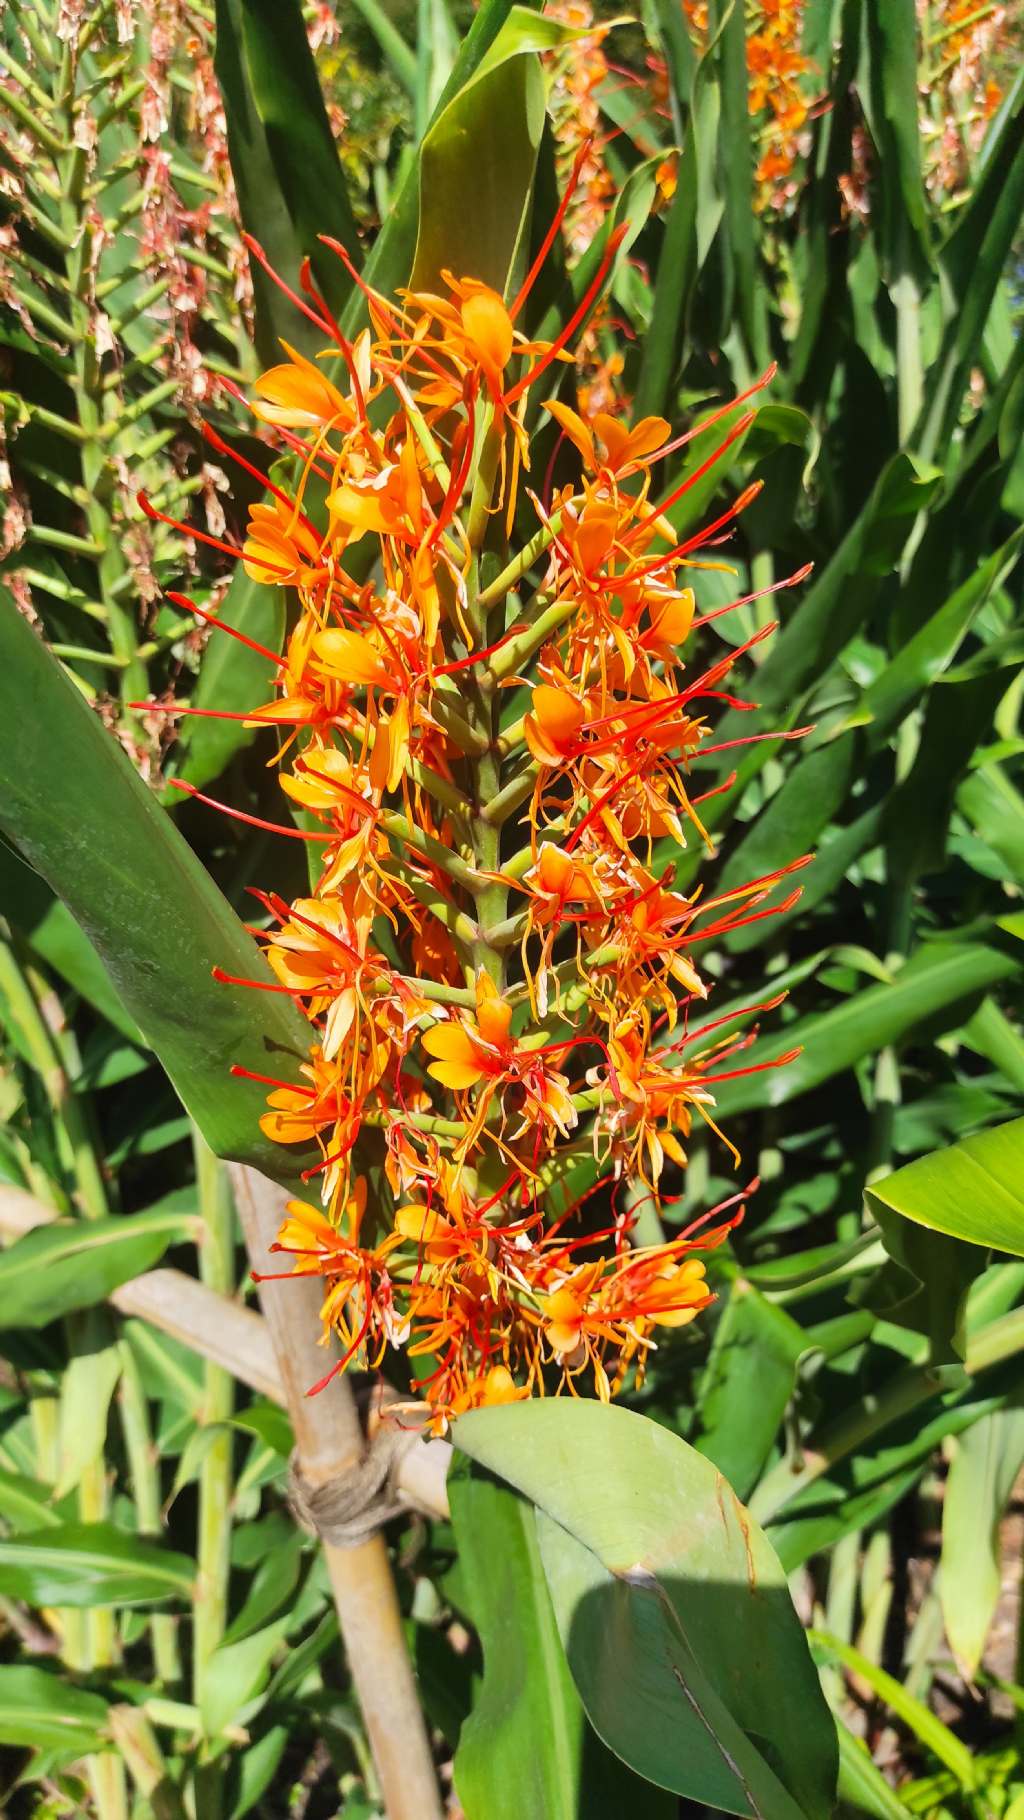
(456, 1401), (837, 1818)
(409, 9), (581, 295)
(695, 1279), (805, 1499)
(0, 594), (316, 1184)
(715, 938), (1019, 1118)
(449, 1460), (666, 1820)
(200, 1618), (290, 1738)
(213, 0), (360, 358)
(55, 1331), (122, 1498)
(175, 568), (286, 791)
(0, 842), (143, 1045)
(342, 0), (520, 328)
(836, 1724), (915, 1817)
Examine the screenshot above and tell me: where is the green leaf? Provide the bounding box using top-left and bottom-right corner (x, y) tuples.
(941, 1404), (1024, 1678)
(0, 1522), (195, 1607)
(695, 1278), (806, 1499)
(455, 1401), (837, 1817)
(349, 0), (418, 95)
(755, 453), (943, 716)
(0, 592), (316, 1184)
(0, 1665), (109, 1758)
(714, 938), (1019, 1118)
(633, 11), (715, 418)
(810, 1631), (976, 1789)
(229, 1402), (294, 1457)
(0, 1212), (187, 1330)
(835, 1721), (914, 1819)
(342, 0), (520, 328)
(708, 0), (767, 364)
(409, 8), (579, 295)
(957, 761), (1024, 884)
(920, 68), (1024, 461)
(175, 569), (286, 791)
(227, 1725), (288, 1820)
(859, 0), (930, 282)
(55, 1331), (122, 1497)
(213, 0), (361, 359)
(861, 1212), (978, 1367)
(865, 531), (1023, 740)
(866, 1116), (1024, 1256)
(883, 668), (1013, 888)
(961, 997), (1024, 1095)
(449, 1461), (666, 1820)
(200, 1618), (290, 1737)
(416, 0), (460, 135)
(221, 1530), (303, 1646)
(0, 842), (144, 1045)
(0, 1469), (63, 1532)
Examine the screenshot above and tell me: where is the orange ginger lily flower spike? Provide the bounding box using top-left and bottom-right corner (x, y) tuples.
(138, 136), (815, 1428)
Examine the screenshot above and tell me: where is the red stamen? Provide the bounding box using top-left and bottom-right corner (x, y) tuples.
(230, 1065), (315, 1094)
(168, 779), (337, 839)
(320, 235), (400, 337)
(136, 491), (243, 563)
(503, 224), (629, 407)
(435, 623), (526, 677)
(698, 1047), (802, 1085)
(212, 966), (303, 995)
(691, 563), (813, 630)
(633, 412), (756, 535)
(243, 233), (342, 343)
(690, 769), (738, 806)
(509, 137), (595, 321)
(128, 701), (281, 724)
(694, 725), (813, 759)
(639, 367), (777, 475)
(689, 889), (804, 942)
(217, 377), (334, 480)
(201, 421), (317, 529)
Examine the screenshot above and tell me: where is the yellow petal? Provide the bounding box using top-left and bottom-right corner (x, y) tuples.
(460, 289), (514, 372)
(421, 1021), (478, 1063)
(426, 1059), (484, 1090)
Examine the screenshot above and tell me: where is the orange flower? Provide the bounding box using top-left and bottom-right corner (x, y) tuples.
(252, 343), (355, 431)
(243, 497), (323, 586)
(155, 146), (811, 1428)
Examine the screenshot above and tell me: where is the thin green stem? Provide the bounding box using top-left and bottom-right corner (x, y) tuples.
(893, 270), (923, 449)
(191, 1130), (236, 1813)
(477, 523), (564, 614)
(118, 1342), (182, 1686)
(487, 593), (577, 684)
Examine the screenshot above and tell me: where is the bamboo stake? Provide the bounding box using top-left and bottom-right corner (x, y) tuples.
(229, 1166), (445, 1820)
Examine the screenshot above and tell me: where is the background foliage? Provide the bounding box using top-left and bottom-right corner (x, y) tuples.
(1, 0), (1023, 1814)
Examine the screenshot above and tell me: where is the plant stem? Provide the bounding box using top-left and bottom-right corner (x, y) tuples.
(191, 1129), (236, 1808)
(118, 1340), (182, 1686)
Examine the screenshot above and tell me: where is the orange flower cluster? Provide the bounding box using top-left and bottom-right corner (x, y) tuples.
(544, 1), (616, 261)
(919, 0), (1008, 202)
(678, 0), (814, 208)
(140, 172), (808, 1430)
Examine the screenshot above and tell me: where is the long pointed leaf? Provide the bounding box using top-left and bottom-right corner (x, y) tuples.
(0, 592), (315, 1184)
